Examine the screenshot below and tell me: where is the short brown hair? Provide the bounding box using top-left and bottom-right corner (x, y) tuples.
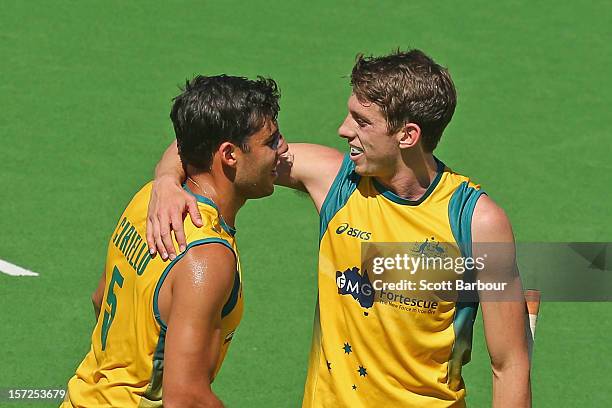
(351, 49), (456, 152)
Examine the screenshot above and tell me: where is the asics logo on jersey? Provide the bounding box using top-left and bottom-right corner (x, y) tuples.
(335, 223), (372, 240)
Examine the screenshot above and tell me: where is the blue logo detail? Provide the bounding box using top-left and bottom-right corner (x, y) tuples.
(357, 365), (368, 377)
(336, 267), (374, 308)
(413, 237), (446, 257)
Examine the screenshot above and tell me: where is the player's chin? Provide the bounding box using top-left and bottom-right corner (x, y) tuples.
(353, 163), (373, 176)
(252, 182), (275, 199)
(265, 183), (275, 196)
(351, 156), (370, 176)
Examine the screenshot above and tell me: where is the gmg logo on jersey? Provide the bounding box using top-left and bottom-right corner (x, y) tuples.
(335, 223), (372, 240)
(336, 267), (374, 308)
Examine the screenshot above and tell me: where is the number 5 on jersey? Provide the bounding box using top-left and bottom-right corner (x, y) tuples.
(101, 266), (124, 350)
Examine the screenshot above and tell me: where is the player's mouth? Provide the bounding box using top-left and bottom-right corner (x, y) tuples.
(349, 145), (364, 160)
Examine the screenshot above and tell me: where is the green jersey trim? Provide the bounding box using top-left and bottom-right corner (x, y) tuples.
(145, 237), (237, 407)
(446, 181), (486, 389)
(448, 181), (485, 259)
(153, 237), (236, 331)
(319, 154), (360, 242)
(372, 157), (445, 206)
(139, 331), (166, 407)
(183, 184), (237, 236)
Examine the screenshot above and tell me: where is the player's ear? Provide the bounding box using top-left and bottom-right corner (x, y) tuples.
(219, 142), (238, 167)
(398, 123), (421, 150)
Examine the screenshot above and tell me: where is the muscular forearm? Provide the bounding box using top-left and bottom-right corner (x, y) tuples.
(492, 361), (531, 407)
(155, 141), (185, 182)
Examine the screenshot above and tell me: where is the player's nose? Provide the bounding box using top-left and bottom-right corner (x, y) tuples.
(277, 133), (289, 156)
(338, 115), (355, 140)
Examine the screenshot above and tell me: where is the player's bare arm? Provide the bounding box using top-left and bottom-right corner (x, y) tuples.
(472, 195), (531, 408)
(147, 141), (343, 259)
(159, 243), (236, 408)
(275, 142), (343, 211)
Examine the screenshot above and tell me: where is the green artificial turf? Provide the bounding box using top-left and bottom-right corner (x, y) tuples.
(1, 1), (610, 406)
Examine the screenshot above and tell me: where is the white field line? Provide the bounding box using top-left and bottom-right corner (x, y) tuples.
(0, 258), (39, 276)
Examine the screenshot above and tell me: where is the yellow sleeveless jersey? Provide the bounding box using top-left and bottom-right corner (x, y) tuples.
(303, 155), (485, 407)
(63, 183), (243, 408)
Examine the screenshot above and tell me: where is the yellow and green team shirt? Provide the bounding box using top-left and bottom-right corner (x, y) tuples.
(303, 155), (485, 407)
(63, 183), (243, 408)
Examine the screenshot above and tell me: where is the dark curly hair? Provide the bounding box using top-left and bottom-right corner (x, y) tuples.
(170, 75), (280, 170)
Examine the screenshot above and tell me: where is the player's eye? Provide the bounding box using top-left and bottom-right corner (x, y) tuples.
(354, 117), (368, 128)
(267, 132), (281, 149)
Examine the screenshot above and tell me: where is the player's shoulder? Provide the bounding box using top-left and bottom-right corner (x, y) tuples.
(440, 160), (481, 191)
(436, 158), (513, 242)
(114, 181), (157, 229)
(177, 242), (236, 274)
(169, 242), (237, 306)
(179, 185), (237, 247)
(172, 218), (237, 289)
(184, 204), (236, 248)
(123, 181), (156, 213)
(472, 195), (514, 243)
(473, 195), (509, 226)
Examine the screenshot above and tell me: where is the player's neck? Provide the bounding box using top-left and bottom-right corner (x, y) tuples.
(186, 172), (243, 228)
(375, 152), (439, 201)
